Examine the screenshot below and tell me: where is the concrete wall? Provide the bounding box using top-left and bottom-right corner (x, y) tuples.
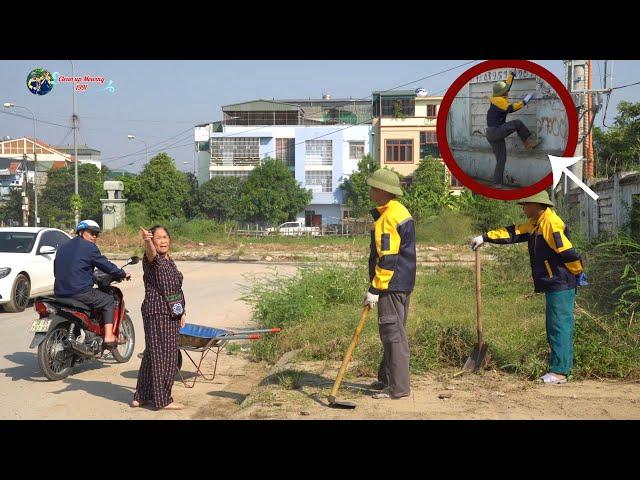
(448, 68), (569, 187)
(567, 172), (640, 240)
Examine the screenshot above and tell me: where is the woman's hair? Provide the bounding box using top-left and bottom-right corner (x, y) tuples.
(149, 225), (171, 239)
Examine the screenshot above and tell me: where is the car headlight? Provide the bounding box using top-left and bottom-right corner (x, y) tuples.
(0, 268), (11, 279)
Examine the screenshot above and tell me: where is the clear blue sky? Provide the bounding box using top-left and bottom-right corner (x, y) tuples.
(1, 60), (639, 174)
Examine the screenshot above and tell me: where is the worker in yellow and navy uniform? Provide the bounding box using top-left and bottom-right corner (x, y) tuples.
(364, 168), (416, 400)
(470, 190), (588, 385)
(486, 70), (540, 187)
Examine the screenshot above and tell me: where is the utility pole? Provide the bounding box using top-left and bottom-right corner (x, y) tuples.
(71, 60), (79, 226)
(22, 154), (29, 226)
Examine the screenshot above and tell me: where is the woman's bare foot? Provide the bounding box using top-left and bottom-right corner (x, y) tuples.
(130, 400), (147, 408)
(162, 402), (185, 410)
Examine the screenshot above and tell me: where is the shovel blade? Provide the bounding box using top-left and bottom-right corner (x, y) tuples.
(328, 396), (357, 409)
(462, 343), (488, 372)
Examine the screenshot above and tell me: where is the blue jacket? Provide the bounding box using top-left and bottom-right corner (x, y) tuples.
(54, 236), (126, 297)
(483, 208), (584, 293)
(368, 199), (416, 294)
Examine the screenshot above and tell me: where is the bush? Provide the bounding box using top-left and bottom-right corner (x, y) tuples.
(458, 190), (524, 232)
(415, 209), (475, 244)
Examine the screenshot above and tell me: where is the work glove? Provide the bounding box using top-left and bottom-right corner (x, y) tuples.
(576, 272), (589, 287)
(470, 235), (484, 251)
(364, 290), (379, 308)
(523, 93), (533, 105)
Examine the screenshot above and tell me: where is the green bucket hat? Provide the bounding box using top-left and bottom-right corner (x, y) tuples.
(516, 190), (554, 207)
(367, 168), (403, 196)
(493, 80), (509, 96)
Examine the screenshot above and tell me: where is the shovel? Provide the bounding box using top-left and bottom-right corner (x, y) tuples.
(455, 248), (488, 375)
(328, 305), (370, 409)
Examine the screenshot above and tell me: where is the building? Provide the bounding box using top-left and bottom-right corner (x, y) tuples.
(54, 145), (102, 170)
(0, 157), (29, 199)
(195, 97), (372, 225)
(447, 67), (568, 187)
(0, 138), (72, 190)
(371, 90), (463, 192)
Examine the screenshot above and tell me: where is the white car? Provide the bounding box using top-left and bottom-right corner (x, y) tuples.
(0, 227), (72, 312)
(265, 222), (320, 236)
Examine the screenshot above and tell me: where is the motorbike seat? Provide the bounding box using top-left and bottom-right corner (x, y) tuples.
(39, 296), (93, 312)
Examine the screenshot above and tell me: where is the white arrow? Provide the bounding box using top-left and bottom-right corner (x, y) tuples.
(548, 155), (599, 201)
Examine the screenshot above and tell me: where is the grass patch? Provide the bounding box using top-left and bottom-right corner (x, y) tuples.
(415, 209), (475, 245)
(247, 244), (640, 381)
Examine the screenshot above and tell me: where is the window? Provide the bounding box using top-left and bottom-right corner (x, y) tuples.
(305, 140), (332, 166)
(349, 141), (365, 161)
(38, 231), (70, 251)
(209, 170), (251, 179)
(210, 137), (260, 166)
(420, 131), (440, 159)
(426, 104), (437, 117)
(380, 98), (415, 117)
(0, 232), (36, 253)
(385, 140), (413, 163)
(306, 170), (332, 192)
(276, 138), (295, 168)
(450, 173), (464, 188)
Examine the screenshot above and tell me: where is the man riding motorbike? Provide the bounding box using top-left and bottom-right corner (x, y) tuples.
(53, 220), (131, 347)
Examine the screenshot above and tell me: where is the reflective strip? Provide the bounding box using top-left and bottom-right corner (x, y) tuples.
(544, 260), (553, 278)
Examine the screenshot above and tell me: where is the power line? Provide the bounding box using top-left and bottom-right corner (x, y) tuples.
(611, 80), (640, 90)
(0, 109), (70, 129)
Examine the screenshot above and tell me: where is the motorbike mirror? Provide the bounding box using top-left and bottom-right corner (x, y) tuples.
(129, 255), (140, 265)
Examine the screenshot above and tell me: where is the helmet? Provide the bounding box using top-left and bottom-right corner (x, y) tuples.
(493, 81), (509, 96)
(76, 219), (101, 234)
(366, 168), (404, 196)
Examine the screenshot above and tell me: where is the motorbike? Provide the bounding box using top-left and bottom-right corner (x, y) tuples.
(29, 256), (139, 381)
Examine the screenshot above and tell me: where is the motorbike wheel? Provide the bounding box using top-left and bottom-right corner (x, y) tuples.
(37, 324), (74, 381)
(111, 314), (135, 363)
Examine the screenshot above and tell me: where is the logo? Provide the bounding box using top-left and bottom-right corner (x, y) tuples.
(26, 68), (54, 95)
(51, 72), (115, 94)
(172, 303), (184, 316)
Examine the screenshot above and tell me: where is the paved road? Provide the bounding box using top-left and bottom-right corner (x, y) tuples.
(0, 261), (295, 419)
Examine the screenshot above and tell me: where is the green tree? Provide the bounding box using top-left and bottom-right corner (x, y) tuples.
(594, 101), (640, 177)
(400, 156), (453, 220)
(339, 155), (378, 218)
(40, 163), (104, 228)
(0, 182), (34, 226)
(119, 173), (142, 202)
(136, 153), (191, 222)
(238, 159), (312, 225)
(197, 176), (243, 221)
(183, 172), (200, 220)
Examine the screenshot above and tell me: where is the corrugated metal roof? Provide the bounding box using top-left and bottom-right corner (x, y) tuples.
(222, 100), (301, 112)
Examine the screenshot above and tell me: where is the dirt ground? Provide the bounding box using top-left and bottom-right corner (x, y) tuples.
(212, 357), (640, 420)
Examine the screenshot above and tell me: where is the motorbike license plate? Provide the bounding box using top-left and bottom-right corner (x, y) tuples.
(30, 319), (52, 333)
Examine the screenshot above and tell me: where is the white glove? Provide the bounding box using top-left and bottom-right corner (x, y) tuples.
(470, 235), (484, 251)
(364, 291), (379, 308)
(523, 93), (533, 105)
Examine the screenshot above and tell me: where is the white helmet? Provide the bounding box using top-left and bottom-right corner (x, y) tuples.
(76, 219), (101, 234)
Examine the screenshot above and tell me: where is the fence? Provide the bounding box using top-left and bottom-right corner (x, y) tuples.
(565, 171), (640, 241)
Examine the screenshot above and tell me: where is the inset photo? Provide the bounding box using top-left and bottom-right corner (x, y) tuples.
(439, 60), (578, 199)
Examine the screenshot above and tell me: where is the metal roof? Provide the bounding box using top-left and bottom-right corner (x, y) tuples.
(372, 90), (417, 97)
(222, 100), (301, 112)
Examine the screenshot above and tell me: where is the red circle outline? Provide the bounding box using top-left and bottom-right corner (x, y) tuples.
(436, 60), (578, 200)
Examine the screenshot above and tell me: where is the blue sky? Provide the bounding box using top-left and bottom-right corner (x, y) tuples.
(1, 60), (639, 174)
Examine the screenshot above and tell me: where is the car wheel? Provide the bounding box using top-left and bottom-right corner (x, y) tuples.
(4, 274), (31, 313)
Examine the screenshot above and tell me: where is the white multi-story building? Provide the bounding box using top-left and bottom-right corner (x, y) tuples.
(196, 97), (372, 226)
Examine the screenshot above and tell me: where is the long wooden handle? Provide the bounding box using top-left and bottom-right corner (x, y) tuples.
(329, 305), (370, 400)
(475, 248), (483, 346)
